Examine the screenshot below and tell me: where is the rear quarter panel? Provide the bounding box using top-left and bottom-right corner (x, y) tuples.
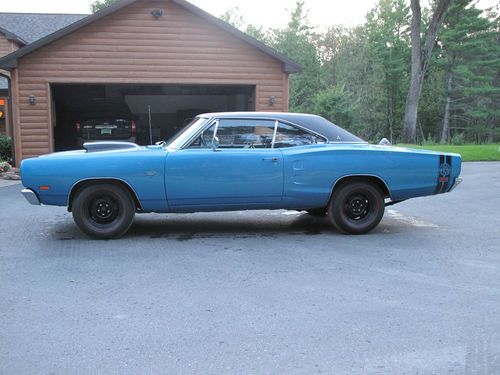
(281, 144), (461, 208)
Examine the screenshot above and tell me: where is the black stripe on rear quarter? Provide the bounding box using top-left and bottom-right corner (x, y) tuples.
(434, 154), (445, 194)
(443, 155), (452, 192)
(437, 155), (452, 194)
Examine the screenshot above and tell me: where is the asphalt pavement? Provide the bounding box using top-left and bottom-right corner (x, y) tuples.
(1, 162), (499, 374)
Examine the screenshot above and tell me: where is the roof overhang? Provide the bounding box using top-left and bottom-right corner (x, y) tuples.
(0, 0), (302, 73)
(0, 26), (27, 47)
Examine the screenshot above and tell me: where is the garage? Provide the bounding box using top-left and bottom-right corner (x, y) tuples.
(51, 83), (255, 150)
(0, 0), (301, 165)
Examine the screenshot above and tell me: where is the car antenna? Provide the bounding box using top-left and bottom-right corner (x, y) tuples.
(147, 104), (154, 145)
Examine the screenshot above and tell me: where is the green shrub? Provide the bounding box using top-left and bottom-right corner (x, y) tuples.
(422, 134), (437, 146)
(0, 160), (11, 173)
(0, 135), (12, 162)
(450, 132), (465, 145)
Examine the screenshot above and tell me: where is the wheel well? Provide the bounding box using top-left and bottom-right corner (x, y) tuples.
(67, 179), (142, 212)
(331, 175), (391, 200)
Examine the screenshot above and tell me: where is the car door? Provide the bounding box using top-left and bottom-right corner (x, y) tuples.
(275, 122), (331, 208)
(165, 118), (283, 208)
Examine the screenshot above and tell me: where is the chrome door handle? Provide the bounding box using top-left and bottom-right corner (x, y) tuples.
(262, 157), (279, 162)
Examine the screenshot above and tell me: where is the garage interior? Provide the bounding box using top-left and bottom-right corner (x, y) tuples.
(51, 83), (256, 151)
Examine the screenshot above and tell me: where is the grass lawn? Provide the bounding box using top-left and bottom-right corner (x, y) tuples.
(397, 144), (500, 162)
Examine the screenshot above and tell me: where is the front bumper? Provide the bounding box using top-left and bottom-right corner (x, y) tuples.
(21, 189), (41, 205)
(449, 176), (463, 192)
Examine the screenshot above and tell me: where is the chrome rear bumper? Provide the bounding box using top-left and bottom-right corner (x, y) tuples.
(21, 189), (40, 205)
(449, 176), (463, 192)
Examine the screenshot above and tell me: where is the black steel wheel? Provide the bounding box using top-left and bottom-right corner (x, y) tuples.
(72, 183), (135, 239)
(328, 181), (384, 234)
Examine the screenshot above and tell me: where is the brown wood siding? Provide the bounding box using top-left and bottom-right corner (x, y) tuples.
(13, 0), (288, 162)
(0, 33), (19, 57)
(11, 69), (22, 164)
(0, 34), (12, 57)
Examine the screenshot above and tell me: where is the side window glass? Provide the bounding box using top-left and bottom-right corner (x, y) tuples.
(189, 123), (216, 148)
(274, 122), (324, 148)
(217, 119), (275, 149)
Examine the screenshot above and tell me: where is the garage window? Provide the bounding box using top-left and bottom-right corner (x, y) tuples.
(0, 98), (6, 136)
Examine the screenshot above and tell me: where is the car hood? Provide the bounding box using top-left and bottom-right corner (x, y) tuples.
(36, 143), (164, 159)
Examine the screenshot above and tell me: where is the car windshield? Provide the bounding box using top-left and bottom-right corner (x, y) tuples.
(165, 117), (208, 149)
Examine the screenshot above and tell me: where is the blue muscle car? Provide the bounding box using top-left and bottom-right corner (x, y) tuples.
(20, 112), (462, 238)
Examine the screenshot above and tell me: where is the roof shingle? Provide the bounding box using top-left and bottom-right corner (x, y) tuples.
(0, 13), (88, 44)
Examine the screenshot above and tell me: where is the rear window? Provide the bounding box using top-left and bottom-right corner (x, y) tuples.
(299, 115), (364, 143)
(274, 122), (324, 148)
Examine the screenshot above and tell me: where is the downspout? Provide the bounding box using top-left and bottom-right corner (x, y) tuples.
(0, 72), (15, 166)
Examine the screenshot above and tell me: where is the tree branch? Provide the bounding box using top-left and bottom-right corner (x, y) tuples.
(410, 0), (422, 72)
(421, 0), (453, 71)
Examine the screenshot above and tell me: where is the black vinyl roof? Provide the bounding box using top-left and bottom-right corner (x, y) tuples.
(0, 0), (302, 73)
(199, 112), (364, 143)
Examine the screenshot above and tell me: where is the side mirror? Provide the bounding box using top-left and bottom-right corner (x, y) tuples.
(211, 136), (220, 151)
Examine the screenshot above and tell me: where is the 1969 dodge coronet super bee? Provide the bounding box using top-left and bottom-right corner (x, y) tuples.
(20, 112), (462, 239)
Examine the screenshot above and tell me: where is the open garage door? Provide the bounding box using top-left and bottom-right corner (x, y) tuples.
(51, 83), (255, 151)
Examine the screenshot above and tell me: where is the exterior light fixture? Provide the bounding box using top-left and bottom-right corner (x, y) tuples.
(268, 95), (276, 106)
(151, 9), (163, 18)
(28, 94), (36, 106)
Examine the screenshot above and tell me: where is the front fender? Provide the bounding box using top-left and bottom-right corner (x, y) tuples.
(21, 149), (168, 211)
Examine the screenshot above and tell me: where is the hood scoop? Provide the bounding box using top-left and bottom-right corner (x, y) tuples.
(83, 141), (140, 153)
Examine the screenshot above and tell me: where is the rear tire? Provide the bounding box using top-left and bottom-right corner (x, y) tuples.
(72, 183), (135, 239)
(328, 181), (384, 234)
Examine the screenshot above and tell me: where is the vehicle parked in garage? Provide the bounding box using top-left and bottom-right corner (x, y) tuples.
(75, 100), (136, 147)
(20, 112), (462, 239)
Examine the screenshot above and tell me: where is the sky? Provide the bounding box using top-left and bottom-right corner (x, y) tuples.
(0, 0), (498, 29)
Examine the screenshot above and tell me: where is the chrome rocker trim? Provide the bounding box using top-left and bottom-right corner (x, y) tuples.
(449, 176), (463, 192)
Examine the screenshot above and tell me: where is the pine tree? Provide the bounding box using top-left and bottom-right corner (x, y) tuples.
(402, 0), (452, 144)
(439, 0), (500, 143)
(270, 1), (322, 112)
(365, 0), (411, 142)
(90, 0), (118, 13)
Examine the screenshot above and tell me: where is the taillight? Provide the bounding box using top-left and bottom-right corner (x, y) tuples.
(131, 120), (137, 135)
(75, 122), (81, 133)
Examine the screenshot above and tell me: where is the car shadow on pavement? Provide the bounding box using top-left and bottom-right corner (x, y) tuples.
(124, 211), (338, 241)
(50, 211), (396, 242)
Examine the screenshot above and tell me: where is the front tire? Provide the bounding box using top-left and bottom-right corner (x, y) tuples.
(72, 183), (135, 239)
(328, 181), (385, 234)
